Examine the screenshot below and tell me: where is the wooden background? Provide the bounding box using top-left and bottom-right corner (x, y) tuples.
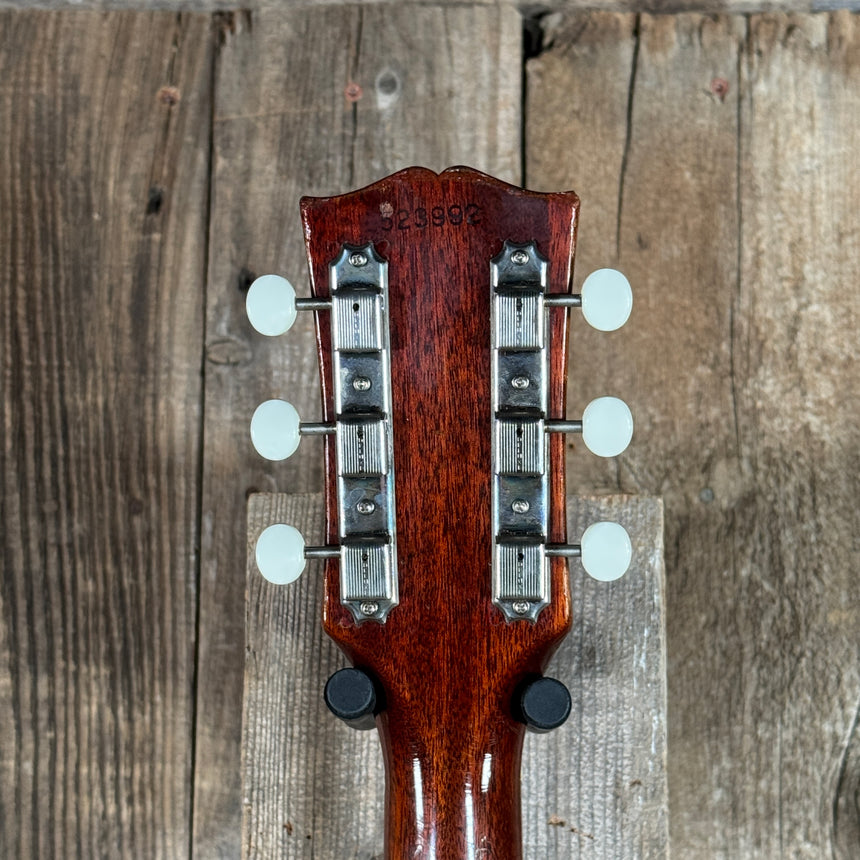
(2, 2), (859, 859)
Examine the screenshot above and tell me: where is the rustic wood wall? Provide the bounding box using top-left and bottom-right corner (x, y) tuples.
(2, 3), (859, 859)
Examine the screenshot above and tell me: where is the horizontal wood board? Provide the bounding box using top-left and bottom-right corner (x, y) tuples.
(3, 0), (860, 18)
(244, 493), (667, 859)
(196, 6), (522, 856)
(0, 10), (212, 859)
(527, 10), (860, 857)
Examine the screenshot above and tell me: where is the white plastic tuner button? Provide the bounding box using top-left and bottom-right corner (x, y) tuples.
(582, 396), (633, 458)
(246, 274), (297, 336)
(580, 521), (632, 582)
(255, 523), (306, 584)
(581, 268), (632, 332)
(250, 399), (301, 461)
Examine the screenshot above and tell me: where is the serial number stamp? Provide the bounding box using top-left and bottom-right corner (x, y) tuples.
(379, 202), (482, 231)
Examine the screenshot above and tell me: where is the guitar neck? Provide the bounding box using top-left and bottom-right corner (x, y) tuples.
(381, 706), (526, 856)
(247, 166), (633, 860)
(303, 168), (574, 859)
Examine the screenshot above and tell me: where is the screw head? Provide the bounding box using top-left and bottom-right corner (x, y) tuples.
(349, 251), (368, 267)
(511, 498), (530, 514)
(353, 376), (372, 392)
(511, 250), (530, 265)
(512, 600), (530, 616)
(360, 601), (379, 616)
(511, 375), (530, 390)
(356, 500), (375, 515)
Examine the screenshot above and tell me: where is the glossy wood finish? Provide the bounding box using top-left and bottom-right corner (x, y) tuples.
(301, 167), (579, 860)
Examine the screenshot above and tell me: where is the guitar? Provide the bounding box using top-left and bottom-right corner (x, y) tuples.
(245, 166), (633, 859)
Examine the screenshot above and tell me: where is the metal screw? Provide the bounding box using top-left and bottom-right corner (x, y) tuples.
(356, 500), (375, 515)
(353, 376), (372, 391)
(511, 498), (530, 514)
(349, 251), (368, 267)
(512, 601), (530, 615)
(511, 375), (530, 390)
(511, 250), (530, 265)
(360, 601), (379, 616)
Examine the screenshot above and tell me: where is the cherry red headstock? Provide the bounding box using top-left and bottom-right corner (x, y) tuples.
(247, 166), (633, 859)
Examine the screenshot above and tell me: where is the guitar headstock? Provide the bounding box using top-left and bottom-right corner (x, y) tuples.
(246, 166), (633, 857)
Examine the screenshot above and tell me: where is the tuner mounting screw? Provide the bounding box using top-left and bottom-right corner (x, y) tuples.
(511, 250), (530, 265)
(512, 600), (530, 615)
(356, 500), (376, 515)
(511, 375), (530, 390)
(360, 601), (379, 616)
(349, 251), (368, 267)
(511, 499), (530, 514)
(353, 376), (372, 391)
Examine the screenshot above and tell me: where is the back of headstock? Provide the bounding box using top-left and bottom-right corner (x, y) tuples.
(245, 167), (633, 859)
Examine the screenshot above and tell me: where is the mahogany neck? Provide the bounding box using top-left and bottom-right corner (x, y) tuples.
(379, 701), (525, 859)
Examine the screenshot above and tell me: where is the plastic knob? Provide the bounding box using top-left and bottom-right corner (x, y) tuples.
(246, 274), (297, 336)
(514, 676), (572, 732)
(254, 523), (306, 584)
(324, 668), (380, 731)
(250, 399), (301, 461)
(581, 268), (632, 332)
(581, 396), (633, 458)
(580, 521), (632, 582)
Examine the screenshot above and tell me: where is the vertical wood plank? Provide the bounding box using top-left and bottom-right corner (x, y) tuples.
(198, 7), (522, 856)
(0, 11), (212, 858)
(528, 10), (860, 856)
(729, 12), (860, 857)
(245, 495), (666, 860)
(245, 494), (384, 859)
(523, 496), (667, 859)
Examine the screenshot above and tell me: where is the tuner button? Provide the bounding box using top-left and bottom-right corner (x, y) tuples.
(254, 523), (306, 584)
(580, 521), (632, 582)
(324, 668), (379, 731)
(581, 268), (632, 332)
(515, 677), (572, 733)
(581, 396), (633, 458)
(246, 274), (298, 336)
(250, 399), (301, 461)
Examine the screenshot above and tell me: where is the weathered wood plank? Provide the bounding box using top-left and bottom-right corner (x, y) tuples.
(529, 10), (860, 857)
(0, 10), (212, 858)
(197, 7), (521, 856)
(524, 495), (667, 859)
(5, 1), (860, 21)
(726, 12), (860, 857)
(244, 494), (666, 859)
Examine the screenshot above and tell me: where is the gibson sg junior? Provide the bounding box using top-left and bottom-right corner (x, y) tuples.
(245, 167), (634, 859)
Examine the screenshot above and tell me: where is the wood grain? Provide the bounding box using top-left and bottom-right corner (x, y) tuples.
(198, 8), (521, 856)
(245, 493), (666, 859)
(5, 0), (860, 20)
(528, 10), (860, 856)
(0, 10), (212, 858)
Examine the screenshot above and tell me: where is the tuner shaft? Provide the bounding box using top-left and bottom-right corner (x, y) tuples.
(544, 544), (582, 558)
(543, 293), (582, 308)
(295, 296), (331, 311)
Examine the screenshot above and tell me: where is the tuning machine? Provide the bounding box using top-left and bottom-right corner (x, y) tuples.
(544, 267), (633, 332)
(490, 247), (635, 620)
(245, 273), (330, 336)
(245, 249), (400, 627)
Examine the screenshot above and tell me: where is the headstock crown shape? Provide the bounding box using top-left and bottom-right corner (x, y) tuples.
(247, 167), (633, 859)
